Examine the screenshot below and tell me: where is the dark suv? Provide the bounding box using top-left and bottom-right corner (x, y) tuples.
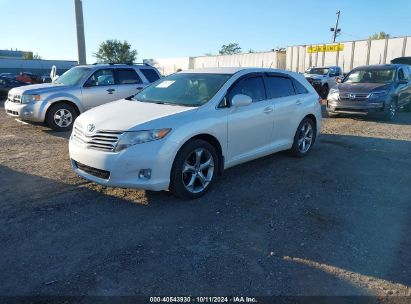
(326, 64), (411, 120)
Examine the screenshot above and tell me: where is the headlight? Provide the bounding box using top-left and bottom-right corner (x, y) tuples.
(328, 88), (339, 100)
(114, 128), (171, 152)
(21, 94), (40, 104)
(369, 91), (389, 100)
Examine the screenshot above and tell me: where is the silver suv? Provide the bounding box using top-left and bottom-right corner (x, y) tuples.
(4, 63), (161, 131)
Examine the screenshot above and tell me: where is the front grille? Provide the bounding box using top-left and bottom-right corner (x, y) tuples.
(7, 93), (21, 103)
(72, 125), (123, 152)
(339, 92), (369, 102)
(73, 160), (110, 180)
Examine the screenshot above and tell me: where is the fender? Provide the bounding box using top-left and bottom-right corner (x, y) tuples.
(39, 93), (86, 121)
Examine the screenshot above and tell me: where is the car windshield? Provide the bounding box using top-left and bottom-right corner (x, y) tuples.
(343, 68), (396, 84)
(134, 73), (232, 107)
(306, 68), (329, 75)
(55, 67), (91, 86)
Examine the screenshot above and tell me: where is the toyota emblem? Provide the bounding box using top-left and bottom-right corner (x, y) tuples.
(86, 124), (96, 133)
(349, 94), (356, 100)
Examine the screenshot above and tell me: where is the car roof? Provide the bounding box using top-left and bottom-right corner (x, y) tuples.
(181, 67), (299, 75)
(354, 64), (404, 70)
(77, 64), (156, 69)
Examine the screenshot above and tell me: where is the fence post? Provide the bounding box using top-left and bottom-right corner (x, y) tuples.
(402, 37), (407, 57)
(383, 38), (389, 64)
(350, 41), (355, 70)
(366, 40), (371, 66)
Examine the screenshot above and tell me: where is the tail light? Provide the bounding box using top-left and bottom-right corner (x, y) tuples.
(318, 96), (323, 105)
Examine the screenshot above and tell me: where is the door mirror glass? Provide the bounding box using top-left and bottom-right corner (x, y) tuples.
(231, 94), (252, 107)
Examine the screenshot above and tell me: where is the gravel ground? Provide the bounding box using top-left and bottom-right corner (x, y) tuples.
(0, 99), (411, 297)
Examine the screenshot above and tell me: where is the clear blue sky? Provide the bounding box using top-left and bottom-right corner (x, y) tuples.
(1, 0), (410, 63)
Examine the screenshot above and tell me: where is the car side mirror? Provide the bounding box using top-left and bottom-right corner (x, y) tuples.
(231, 94), (252, 107)
(84, 79), (96, 87)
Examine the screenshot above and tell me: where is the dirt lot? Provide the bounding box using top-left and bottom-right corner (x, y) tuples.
(0, 99), (411, 297)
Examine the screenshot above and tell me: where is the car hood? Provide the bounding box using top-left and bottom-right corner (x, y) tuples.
(338, 83), (392, 93)
(75, 99), (197, 132)
(304, 74), (325, 80)
(9, 83), (65, 95)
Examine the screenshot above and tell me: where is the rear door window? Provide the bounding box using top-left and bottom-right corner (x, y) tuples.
(229, 76), (267, 103)
(115, 69), (142, 84)
(265, 76), (296, 98)
(140, 69), (161, 83)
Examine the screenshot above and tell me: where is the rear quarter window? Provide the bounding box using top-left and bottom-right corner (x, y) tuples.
(292, 78), (309, 94)
(140, 69), (160, 83)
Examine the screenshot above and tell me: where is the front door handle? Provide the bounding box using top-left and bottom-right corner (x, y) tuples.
(107, 89), (115, 94)
(264, 107), (273, 114)
(136, 87), (144, 90)
(296, 99), (302, 105)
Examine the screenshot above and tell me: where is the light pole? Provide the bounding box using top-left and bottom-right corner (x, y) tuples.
(74, 0), (87, 65)
(331, 10), (341, 43)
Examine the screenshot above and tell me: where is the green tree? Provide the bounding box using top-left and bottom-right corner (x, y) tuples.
(369, 32), (390, 40)
(219, 43), (242, 55)
(23, 52), (33, 60)
(93, 39), (138, 63)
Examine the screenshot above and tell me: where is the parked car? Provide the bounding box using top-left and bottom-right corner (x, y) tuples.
(16, 72), (43, 84)
(4, 63), (162, 131)
(326, 64), (411, 120)
(0, 76), (29, 97)
(69, 68), (322, 199)
(304, 66), (343, 98)
(391, 57), (411, 65)
(41, 75), (52, 83)
(0, 73), (18, 79)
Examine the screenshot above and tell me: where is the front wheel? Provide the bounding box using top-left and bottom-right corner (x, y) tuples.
(382, 101), (397, 121)
(46, 103), (78, 131)
(289, 117), (317, 157)
(170, 139), (218, 199)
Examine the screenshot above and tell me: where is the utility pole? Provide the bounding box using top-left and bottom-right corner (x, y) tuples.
(331, 10), (341, 43)
(74, 0), (87, 65)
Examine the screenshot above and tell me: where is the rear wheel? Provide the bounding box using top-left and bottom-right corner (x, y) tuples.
(46, 103), (77, 131)
(289, 117), (317, 157)
(170, 139), (218, 199)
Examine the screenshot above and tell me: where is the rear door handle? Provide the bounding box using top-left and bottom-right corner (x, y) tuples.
(296, 99), (302, 105)
(107, 89), (115, 94)
(264, 107), (273, 114)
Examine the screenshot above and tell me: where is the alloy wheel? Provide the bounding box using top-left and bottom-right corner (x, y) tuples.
(298, 122), (313, 153)
(182, 148), (215, 194)
(54, 109), (73, 127)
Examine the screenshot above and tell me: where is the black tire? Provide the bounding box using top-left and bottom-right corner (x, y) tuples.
(170, 139), (218, 200)
(46, 103), (78, 131)
(404, 102), (411, 112)
(320, 84), (329, 99)
(382, 100), (397, 121)
(289, 117), (317, 157)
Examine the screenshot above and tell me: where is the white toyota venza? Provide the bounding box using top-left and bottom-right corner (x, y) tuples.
(69, 68), (322, 199)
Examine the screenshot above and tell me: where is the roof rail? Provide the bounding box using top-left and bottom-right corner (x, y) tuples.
(90, 62), (152, 66)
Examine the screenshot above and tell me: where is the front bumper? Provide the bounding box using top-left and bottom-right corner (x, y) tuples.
(4, 99), (45, 122)
(326, 99), (385, 115)
(69, 136), (179, 191)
